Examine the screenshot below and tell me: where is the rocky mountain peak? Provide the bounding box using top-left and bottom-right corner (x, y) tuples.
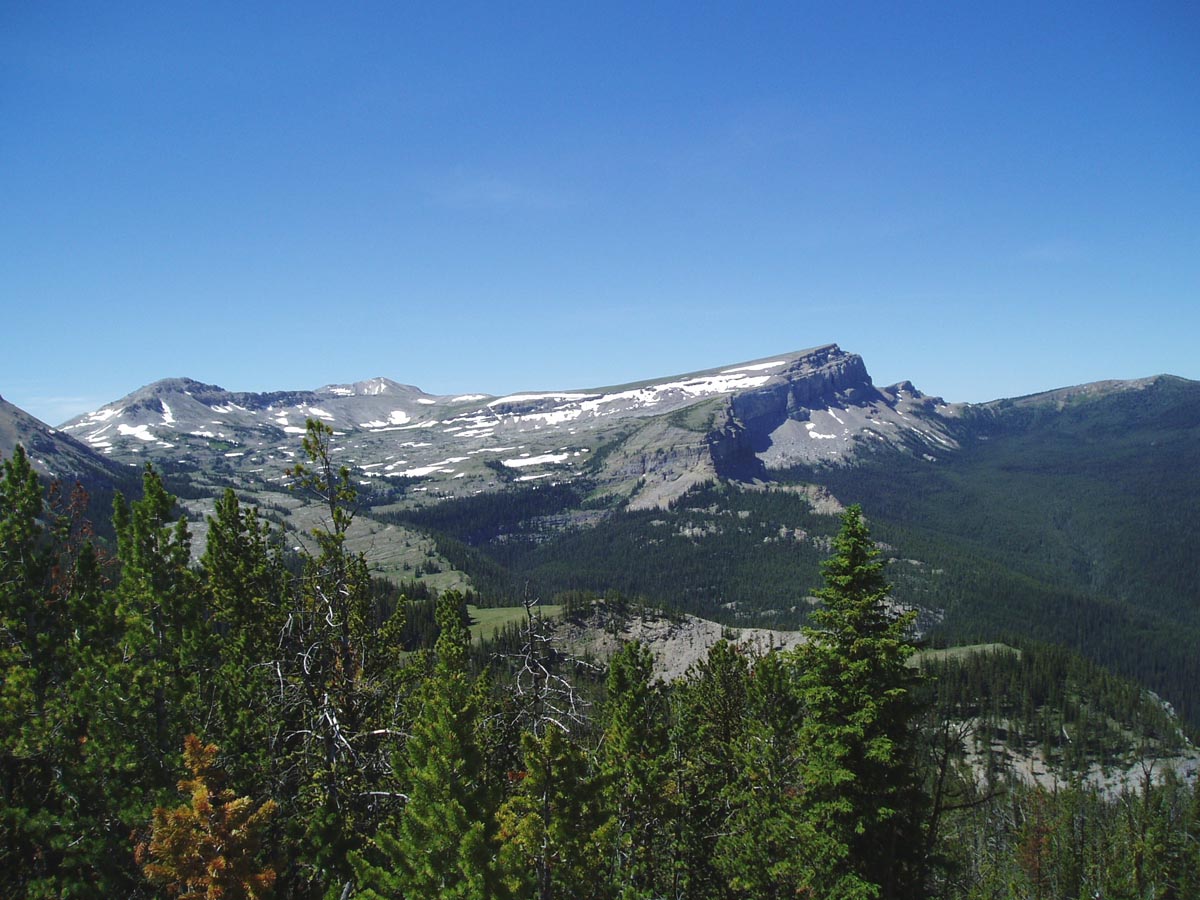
(321, 377), (427, 398)
(51, 346), (959, 506)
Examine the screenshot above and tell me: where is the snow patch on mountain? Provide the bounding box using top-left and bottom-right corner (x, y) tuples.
(361, 410), (412, 429)
(118, 423), (156, 441)
(502, 452), (572, 467)
(490, 392), (598, 407)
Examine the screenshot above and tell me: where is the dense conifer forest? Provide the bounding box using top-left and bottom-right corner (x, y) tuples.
(378, 383), (1200, 731)
(3, 424), (1199, 898)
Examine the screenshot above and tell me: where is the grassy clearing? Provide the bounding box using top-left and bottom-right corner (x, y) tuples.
(915, 642), (1018, 664)
(466, 604), (563, 643)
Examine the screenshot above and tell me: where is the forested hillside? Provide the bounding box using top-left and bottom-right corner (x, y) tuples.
(384, 377), (1200, 730)
(798, 375), (1200, 726)
(392, 479), (840, 623)
(4, 428), (1199, 899)
(18, 358), (1200, 734)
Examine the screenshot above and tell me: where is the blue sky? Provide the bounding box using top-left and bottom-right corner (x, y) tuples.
(2, 2), (1197, 425)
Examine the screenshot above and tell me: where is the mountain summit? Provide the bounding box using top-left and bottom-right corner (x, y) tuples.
(57, 345), (958, 507)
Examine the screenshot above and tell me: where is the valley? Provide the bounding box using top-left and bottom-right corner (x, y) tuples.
(5, 344), (1199, 728)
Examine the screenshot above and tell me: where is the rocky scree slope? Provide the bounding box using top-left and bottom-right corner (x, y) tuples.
(56, 344), (959, 509)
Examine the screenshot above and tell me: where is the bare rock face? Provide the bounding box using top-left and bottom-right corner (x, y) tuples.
(54, 343), (963, 510)
(559, 609), (807, 683)
(730, 344), (875, 426)
(698, 346), (959, 478)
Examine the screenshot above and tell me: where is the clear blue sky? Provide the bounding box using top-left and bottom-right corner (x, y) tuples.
(3, 2), (1197, 424)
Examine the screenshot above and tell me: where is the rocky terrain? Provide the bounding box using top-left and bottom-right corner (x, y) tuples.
(6, 345), (1199, 731)
(557, 609), (808, 683)
(0, 393), (129, 483)
(53, 344), (960, 510)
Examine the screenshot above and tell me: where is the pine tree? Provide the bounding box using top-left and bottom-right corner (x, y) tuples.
(495, 594), (603, 900)
(200, 489), (287, 791)
(0, 445), (59, 895)
(278, 419), (407, 895)
(351, 592), (495, 899)
(672, 639), (750, 900)
(714, 648), (808, 899)
(111, 465), (205, 788)
(496, 726), (606, 900)
(137, 734), (278, 900)
(596, 640), (673, 899)
(793, 505), (927, 899)
(1, 448), (142, 896)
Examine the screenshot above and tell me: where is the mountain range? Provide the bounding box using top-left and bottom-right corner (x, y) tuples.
(4, 344), (1199, 725)
(50, 344), (956, 509)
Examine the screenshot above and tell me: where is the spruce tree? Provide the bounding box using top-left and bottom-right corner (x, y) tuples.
(794, 505), (927, 899)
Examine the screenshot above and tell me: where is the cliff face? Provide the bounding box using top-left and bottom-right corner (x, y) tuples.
(699, 345), (958, 477)
(614, 346), (909, 505)
(729, 345), (877, 431)
(54, 343), (960, 510)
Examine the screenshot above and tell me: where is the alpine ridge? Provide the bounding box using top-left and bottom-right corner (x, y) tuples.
(55, 344), (959, 508)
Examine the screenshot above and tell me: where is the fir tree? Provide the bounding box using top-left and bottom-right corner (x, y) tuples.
(794, 505), (927, 899)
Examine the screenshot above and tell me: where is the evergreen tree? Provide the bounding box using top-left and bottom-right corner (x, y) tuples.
(0, 446), (62, 895)
(278, 419), (407, 896)
(794, 505), (928, 899)
(596, 640), (673, 899)
(351, 591), (495, 899)
(111, 465), (205, 787)
(714, 648), (808, 899)
(137, 734), (278, 900)
(199, 489), (287, 792)
(671, 639), (750, 900)
(1, 449), (151, 896)
(496, 725), (606, 900)
(494, 595), (604, 900)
